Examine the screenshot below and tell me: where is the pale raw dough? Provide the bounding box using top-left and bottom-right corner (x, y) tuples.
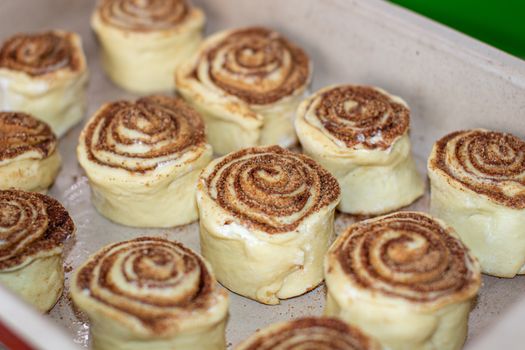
(198, 197), (337, 305)
(0, 254), (63, 313)
(80, 149), (211, 228)
(0, 152), (60, 193)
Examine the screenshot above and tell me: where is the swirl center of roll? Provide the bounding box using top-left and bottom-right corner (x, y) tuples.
(305, 86), (409, 149)
(0, 112), (57, 161)
(335, 212), (479, 303)
(75, 238), (219, 332)
(204, 146), (339, 234)
(98, 0), (189, 31)
(433, 130), (525, 208)
(0, 191), (48, 262)
(0, 203), (21, 227)
(83, 96), (206, 173)
(199, 27), (310, 105)
(467, 132), (524, 177)
(103, 243), (201, 306)
(0, 32), (77, 76)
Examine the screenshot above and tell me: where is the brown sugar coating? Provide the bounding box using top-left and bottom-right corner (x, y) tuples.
(239, 317), (380, 350)
(0, 112), (57, 161)
(0, 189), (74, 270)
(74, 237), (224, 335)
(0, 31), (81, 76)
(204, 145), (340, 234)
(308, 85), (409, 149)
(82, 95), (207, 172)
(97, 0), (190, 31)
(430, 129), (525, 209)
(196, 27), (310, 105)
(331, 212), (480, 305)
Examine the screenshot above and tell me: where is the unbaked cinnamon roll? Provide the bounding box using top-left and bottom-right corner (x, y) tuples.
(0, 30), (88, 137)
(197, 145), (340, 305)
(77, 95), (212, 228)
(176, 27), (312, 155)
(428, 129), (525, 277)
(0, 189), (75, 312)
(295, 85), (424, 214)
(71, 237), (229, 350)
(236, 317), (381, 350)
(92, 0), (205, 93)
(0, 112), (61, 193)
(325, 211), (481, 350)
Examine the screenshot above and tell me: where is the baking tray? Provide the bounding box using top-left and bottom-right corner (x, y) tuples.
(0, 0), (524, 349)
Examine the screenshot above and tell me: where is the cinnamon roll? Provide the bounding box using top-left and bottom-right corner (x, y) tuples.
(0, 112), (61, 193)
(0, 30), (88, 137)
(0, 189), (75, 312)
(295, 85), (424, 214)
(236, 317), (381, 350)
(325, 211), (481, 350)
(176, 27), (312, 155)
(91, 0), (205, 93)
(77, 95), (212, 228)
(70, 237), (229, 350)
(197, 145), (340, 305)
(428, 129), (525, 277)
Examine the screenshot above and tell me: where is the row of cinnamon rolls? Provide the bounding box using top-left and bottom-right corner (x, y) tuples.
(69, 235), (392, 350)
(0, 187), (481, 350)
(1, 189), (483, 350)
(4, 77), (523, 279)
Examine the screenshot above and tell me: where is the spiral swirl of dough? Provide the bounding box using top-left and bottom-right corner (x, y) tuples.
(74, 237), (224, 333)
(303, 85), (409, 149)
(97, 0), (190, 31)
(430, 129), (525, 209)
(0, 190), (74, 270)
(195, 27), (310, 105)
(0, 190), (47, 263)
(203, 146), (340, 234)
(0, 31), (80, 76)
(331, 212), (480, 304)
(237, 317), (380, 350)
(0, 112), (57, 163)
(82, 95), (206, 173)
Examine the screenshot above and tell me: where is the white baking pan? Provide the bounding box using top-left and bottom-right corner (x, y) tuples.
(0, 0), (523, 348)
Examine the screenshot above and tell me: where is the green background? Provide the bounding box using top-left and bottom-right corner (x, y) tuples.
(390, 0), (525, 59)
